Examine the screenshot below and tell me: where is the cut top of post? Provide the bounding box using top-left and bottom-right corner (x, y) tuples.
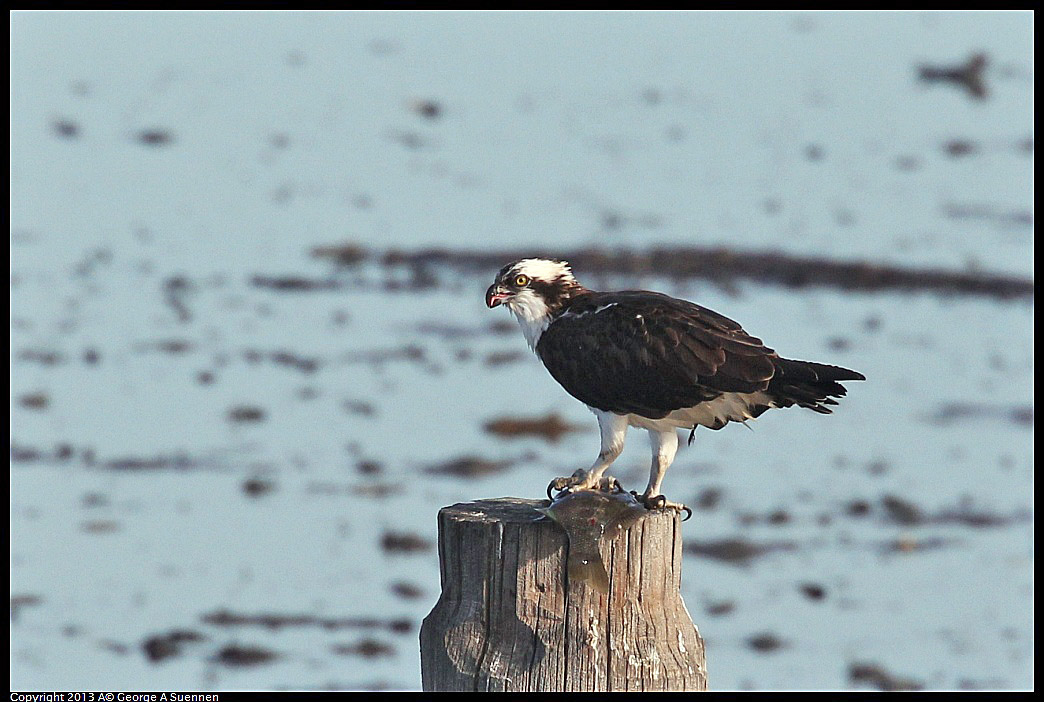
(420, 496), (707, 692)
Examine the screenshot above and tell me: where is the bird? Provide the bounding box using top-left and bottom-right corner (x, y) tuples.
(485, 257), (865, 515)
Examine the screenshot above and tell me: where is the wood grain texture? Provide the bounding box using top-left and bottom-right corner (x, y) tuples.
(420, 497), (707, 691)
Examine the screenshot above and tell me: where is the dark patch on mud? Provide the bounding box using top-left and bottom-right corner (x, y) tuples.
(414, 321), (507, 339)
(693, 487), (724, 511)
(423, 456), (511, 478)
(311, 243), (367, 265)
(411, 98), (442, 120)
(684, 537), (798, 565)
(53, 118), (80, 139)
(201, 609), (412, 634)
(483, 350), (527, 366)
(704, 600), (735, 617)
(163, 275), (193, 323)
(881, 494), (925, 526)
(102, 453), (201, 471)
(352, 483), (402, 499)
(799, 582), (827, 602)
(845, 499), (872, 517)
(737, 508), (792, 527)
(483, 413), (584, 443)
(488, 320), (517, 335)
(142, 629), (207, 663)
(305, 481), (402, 499)
(342, 345), (426, 366)
(380, 531), (434, 554)
(136, 128), (175, 147)
(211, 643), (278, 667)
(849, 661), (924, 691)
(241, 348), (321, 373)
(925, 403), (1033, 428)
(917, 52), (988, 100)
(332, 638), (397, 658)
(250, 275), (346, 292)
(16, 348), (66, 366)
(242, 478), (276, 497)
(855, 494), (1031, 529)
(390, 582), (425, 600)
(81, 492), (109, 508)
(81, 519), (121, 534)
(99, 640), (131, 656)
(134, 338), (195, 355)
(228, 405), (266, 423)
(943, 139), (978, 157)
(306, 245), (1032, 300)
(355, 459), (383, 475)
(18, 392), (50, 410)
(881, 536), (962, 554)
(943, 203), (1033, 229)
(270, 350), (320, 373)
(343, 400), (377, 416)
(747, 632), (787, 653)
(11, 442), (78, 464)
(11, 594), (43, 622)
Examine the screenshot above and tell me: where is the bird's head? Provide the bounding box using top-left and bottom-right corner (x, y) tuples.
(486, 259), (585, 347)
(485, 258), (580, 312)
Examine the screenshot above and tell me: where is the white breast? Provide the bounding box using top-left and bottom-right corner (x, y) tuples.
(506, 289), (553, 350)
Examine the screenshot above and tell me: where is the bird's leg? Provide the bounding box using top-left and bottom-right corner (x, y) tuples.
(547, 410), (628, 498)
(638, 429), (690, 519)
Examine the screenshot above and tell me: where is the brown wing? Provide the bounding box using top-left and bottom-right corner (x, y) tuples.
(535, 291), (778, 419)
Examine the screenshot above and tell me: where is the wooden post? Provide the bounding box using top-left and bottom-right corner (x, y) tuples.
(420, 497), (707, 691)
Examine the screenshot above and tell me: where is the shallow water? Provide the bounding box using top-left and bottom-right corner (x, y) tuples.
(11, 11), (1033, 691)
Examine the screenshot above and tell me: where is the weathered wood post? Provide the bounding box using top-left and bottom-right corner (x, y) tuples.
(420, 497), (707, 691)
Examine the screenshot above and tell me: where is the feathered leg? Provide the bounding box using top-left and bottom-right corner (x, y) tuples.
(639, 429), (689, 517)
(548, 409), (627, 497)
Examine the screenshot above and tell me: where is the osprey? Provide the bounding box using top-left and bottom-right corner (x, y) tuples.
(486, 258), (865, 515)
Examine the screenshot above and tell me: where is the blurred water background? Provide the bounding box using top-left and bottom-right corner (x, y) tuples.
(10, 10), (1033, 691)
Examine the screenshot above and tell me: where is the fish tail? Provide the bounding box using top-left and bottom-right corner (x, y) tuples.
(568, 552), (609, 594)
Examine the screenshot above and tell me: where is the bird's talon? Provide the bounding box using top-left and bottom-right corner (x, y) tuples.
(548, 474), (625, 500)
(547, 477), (572, 500)
(547, 472), (598, 500)
(640, 494), (691, 519)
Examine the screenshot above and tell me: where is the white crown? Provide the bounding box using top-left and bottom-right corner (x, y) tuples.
(511, 258), (575, 283)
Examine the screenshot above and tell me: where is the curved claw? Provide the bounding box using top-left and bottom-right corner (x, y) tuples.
(640, 493), (691, 520)
(547, 474), (628, 502)
(547, 475), (576, 501)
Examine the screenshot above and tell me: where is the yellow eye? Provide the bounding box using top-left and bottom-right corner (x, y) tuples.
(515, 274), (530, 287)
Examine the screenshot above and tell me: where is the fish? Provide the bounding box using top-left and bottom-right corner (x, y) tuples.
(538, 489), (650, 594)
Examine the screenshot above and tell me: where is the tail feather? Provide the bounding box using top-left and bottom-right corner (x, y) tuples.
(789, 359), (866, 383)
(770, 357), (864, 413)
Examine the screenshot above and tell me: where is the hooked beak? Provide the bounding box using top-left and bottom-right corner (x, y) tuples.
(486, 283), (511, 309)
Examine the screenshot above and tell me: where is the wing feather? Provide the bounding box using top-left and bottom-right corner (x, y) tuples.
(536, 291), (778, 418)
(535, 290), (863, 420)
